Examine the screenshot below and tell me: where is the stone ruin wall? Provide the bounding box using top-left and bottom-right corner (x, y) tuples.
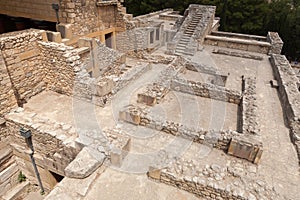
(241, 77), (259, 135)
(39, 41), (81, 96)
(170, 77), (242, 104)
(116, 27), (152, 53)
(59, 0), (99, 36)
(0, 0), (128, 37)
(0, 30), (46, 109)
(119, 105), (239, 151)
(148, 158), (280, 200)
(267, 32), (284, 55)
(1, 109), (80, 189)
(270, 54), (300, 163)
(0, 51), (18, 116)
(59, 0), (128, 37)
(0, 29), (86, 116)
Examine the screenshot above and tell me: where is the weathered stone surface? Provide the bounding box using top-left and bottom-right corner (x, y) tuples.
(228, 136), (263, 164)
(65, 147), (105, 179)
(148, 166), (162, 180)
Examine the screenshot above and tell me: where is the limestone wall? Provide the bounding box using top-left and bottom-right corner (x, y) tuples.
(148, 158), (280, 200)
(39, 41), (81, 95)
(204, 35), (271, 54)
(60, 0), (99, 36)
(171, 77), (241, 104)
(0, 51), (18, 116)
(116, 28), (151, 53)
(3, 109), (80, 177)
(241, 77), (259, 135)
(270, 54), (300, 163)
(267, 32), (284, 54)
(0, 29), (47, 107)
(119, 105), (239, 151)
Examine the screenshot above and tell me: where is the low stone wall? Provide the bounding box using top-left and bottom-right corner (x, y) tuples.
(119, 105), (239, 151)
(3, 109), (80, 177)
(267, 32), (284, 55)
(241, 77), (259, 135)
(204, 35), (271, 54)
(212, 49), (263, 61)
(137, 57), (186, 106)
(270, 54), (300, 163)
(211, 31), (267, 41)
(148, 158), (280, 200)
(171, 77), (241, 104)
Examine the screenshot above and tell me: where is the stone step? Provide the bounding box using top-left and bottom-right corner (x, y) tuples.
(177, 44), (187, 48)
(0, 145), (12, 166)
(176, 47), (186, 51)
(183, 33), (193, 36)
(178, 41), (188, 45)
(2, 181), (30, 200)
(185, 28), (195, 31)
(74, 46), (90, 55)
(180, 36), (190, 40)
(180, 39), (190, 42)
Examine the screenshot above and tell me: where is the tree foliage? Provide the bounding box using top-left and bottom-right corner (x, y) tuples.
(124, 0), (300, 60)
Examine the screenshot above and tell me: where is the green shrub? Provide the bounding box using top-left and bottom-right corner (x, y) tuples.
(18, 171), (26, 183)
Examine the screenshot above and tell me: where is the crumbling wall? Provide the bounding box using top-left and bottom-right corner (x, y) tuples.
(119, 105), (239, 151)
(270, 54), (300, 163)
(116, 28), (149, 53)
(267, 32), (284, 55)
(148, 158), (280, 200)
(204, 35), (271, 54)
(241, 77), (259, 135)
(0, 29), (47, 107)
(171, 77), (241, 104)
(3, 109), (80, 177)
(39, 41), (81, 95)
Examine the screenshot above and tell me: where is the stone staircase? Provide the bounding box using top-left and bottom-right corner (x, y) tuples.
(175, 12), (203, 56)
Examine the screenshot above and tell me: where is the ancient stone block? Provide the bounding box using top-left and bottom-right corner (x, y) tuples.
(0, 163), (18, 183)
(65, 147), (105, 179)
(228, 136), (263, 164)
(119, 110), (141, 125)
(46, 31), (62, 43)
(148, 166), (161, 180)
(137, 93), (156, 106)
(56, 23), (73, 39)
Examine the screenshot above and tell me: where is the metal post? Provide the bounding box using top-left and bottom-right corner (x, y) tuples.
(20, 128), (45, 194)
(52, 4), (60, 24)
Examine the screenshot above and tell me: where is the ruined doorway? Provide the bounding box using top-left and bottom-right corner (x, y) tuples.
(105, 32), (113, 48)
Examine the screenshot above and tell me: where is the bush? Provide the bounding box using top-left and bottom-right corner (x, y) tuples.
(18, 171), (26, 183)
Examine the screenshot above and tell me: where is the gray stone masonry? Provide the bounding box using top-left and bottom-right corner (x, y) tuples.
(148, 157), (281, 200)
(270, 54), (300, 163)
(267, 32), (284, 55)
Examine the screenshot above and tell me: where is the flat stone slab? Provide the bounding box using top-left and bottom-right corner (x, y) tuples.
(65, 147), (105, 179)
(228, 135), (263, 164)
